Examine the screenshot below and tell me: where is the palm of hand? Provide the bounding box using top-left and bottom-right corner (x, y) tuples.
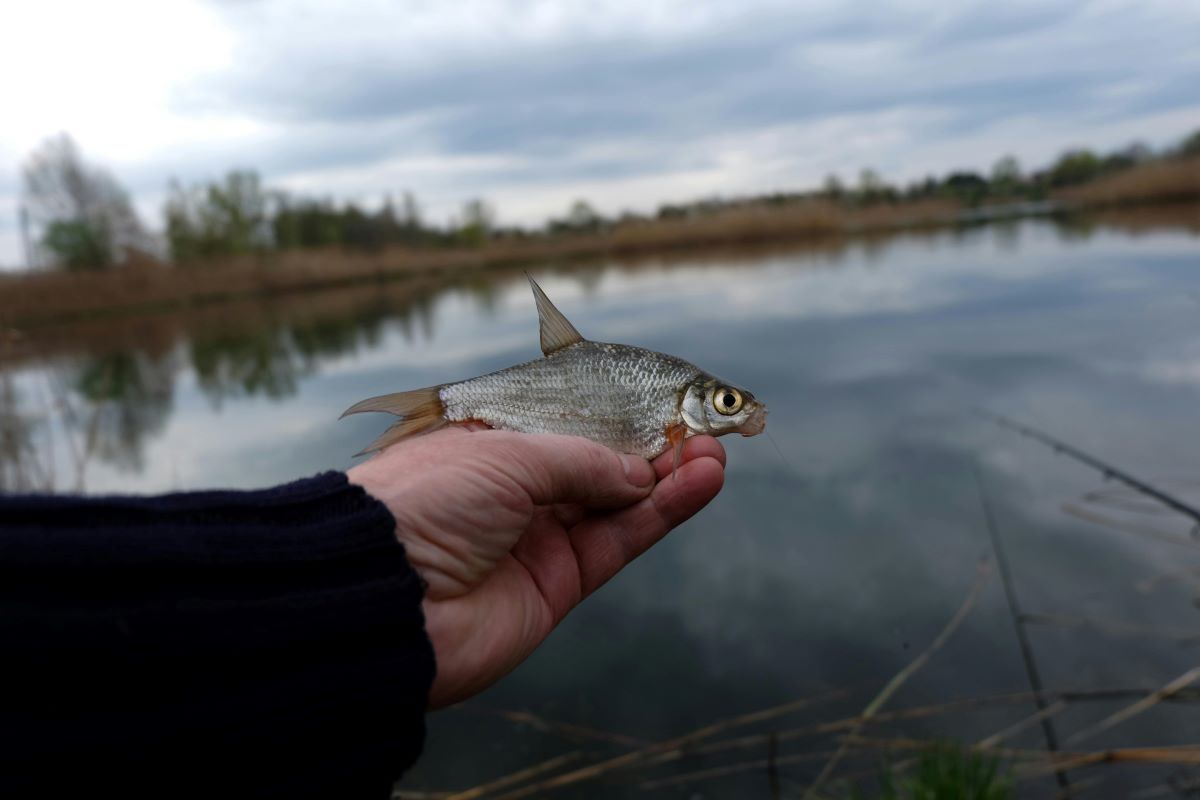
(348, 426), (726, 707)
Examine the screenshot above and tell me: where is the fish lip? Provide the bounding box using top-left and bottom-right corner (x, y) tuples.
(738, 405), (768, 436)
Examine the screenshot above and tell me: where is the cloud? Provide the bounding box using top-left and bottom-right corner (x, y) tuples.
(1, 0), (1199, 265)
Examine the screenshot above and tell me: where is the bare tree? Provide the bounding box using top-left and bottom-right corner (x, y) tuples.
(21, 133), (145, 270)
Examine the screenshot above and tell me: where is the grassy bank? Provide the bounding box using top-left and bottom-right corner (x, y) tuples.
(0, 199), (956, 325)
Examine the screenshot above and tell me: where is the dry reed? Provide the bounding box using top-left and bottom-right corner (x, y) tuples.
(455, 707), (644, 747)
(439, 751), (586, 800)
(1062, 504), (1200, 551)
(1018, 612), (1200, 645)
(1055, 156), (1200, 208)
(639, 687), (1200, 771)
(802, 561), (993, 798)
(1063, 667), (1200, 746)
(484, 688), (847, 800)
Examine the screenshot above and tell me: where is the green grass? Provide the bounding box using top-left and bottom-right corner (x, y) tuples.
(850, 742), (1013, 800)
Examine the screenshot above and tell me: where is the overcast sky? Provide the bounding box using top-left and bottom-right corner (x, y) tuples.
(1, 0), (1197, 267)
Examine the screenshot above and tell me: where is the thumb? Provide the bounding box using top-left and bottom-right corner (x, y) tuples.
(478, 431), (657, 509)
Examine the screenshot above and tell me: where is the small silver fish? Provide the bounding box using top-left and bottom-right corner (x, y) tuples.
(342, 276), (767, 466)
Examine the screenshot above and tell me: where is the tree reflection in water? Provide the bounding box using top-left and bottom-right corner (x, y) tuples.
(0, 279), (444, 490)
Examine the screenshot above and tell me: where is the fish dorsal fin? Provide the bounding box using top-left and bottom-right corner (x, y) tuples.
(527, 274), (585, 355)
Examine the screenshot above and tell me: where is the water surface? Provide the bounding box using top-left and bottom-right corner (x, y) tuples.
(4, 218), (1200, 797)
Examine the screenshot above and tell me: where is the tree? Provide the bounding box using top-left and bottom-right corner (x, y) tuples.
(547, 200), (606, 235)
(857, 168), (895, 203)
(903, 175), (939, 200)
(165, 180), (204, 260)
(822, 174), (845, 201)
(41, 220), (109, 270)
(1180, 129), (1200, 158)
(376, 191), (427, 246)
(943, 171), (988, 204)
(21, 134), (145, 270)
(206, 170), (269, 253)
(656, 203), (688, 220)
(1048, 149), (1101, 187)
(401, 191), (421, 230)
(567, 200), (602, 232)
(990, 155), (1022, 196)
(340, 202), (385, 250)
(1102, 141), (1152, 172)
(859, 168), (883, 193)
(165, 170), (270, 262)
(457, 198), (494, 246)
(269, 195), (344, 250)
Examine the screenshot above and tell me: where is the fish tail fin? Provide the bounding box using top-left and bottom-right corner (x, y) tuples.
(341, 386), (447, 455)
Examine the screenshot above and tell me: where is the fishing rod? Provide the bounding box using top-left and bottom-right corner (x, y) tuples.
(982, 410), (1200, 531)
(974, 463), (1069, 791)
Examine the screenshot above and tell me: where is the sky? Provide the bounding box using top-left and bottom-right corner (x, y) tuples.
(1, 0), (1198, 267)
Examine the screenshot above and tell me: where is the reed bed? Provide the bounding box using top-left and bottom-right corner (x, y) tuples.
(0, 200), (958, 325)
(1055, 157), (1200, 209)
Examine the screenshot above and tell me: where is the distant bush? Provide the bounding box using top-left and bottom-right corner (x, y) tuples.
(1049, 149), (1102, 187)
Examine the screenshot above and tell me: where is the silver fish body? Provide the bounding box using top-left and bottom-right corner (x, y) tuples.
(440, 341), (700, 458)
(342, 276), (767, 460)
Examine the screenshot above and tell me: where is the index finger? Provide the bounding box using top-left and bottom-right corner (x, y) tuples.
(566, 437), (726, 596)
(475, 431), (657, 510)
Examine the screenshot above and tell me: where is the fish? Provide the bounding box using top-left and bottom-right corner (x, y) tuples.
(341, 275), (767, 468)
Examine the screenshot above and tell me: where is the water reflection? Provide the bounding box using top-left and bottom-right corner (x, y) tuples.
(0, 282), (449, 489)
(72, 350), (175, 471)
(0, 373), (44, 491)
(2, 210), (1200, 796)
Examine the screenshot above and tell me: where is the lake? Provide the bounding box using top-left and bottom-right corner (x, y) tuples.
(3, 216), (1200, 797)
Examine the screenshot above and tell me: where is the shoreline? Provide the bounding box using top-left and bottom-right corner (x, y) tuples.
(2, 198), (1196, 331)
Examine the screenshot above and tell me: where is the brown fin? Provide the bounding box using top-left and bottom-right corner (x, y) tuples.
(341, 386), (447, 455)
(666, 423), (687, 481)
(527, 273), (585, 355)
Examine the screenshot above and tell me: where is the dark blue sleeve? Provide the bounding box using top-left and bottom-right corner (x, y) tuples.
(0, 471), (435, 799)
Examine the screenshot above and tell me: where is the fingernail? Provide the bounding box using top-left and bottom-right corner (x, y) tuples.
(621, 454), (655, 487)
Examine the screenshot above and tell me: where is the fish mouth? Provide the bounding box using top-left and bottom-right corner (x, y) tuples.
(738, 405), (768, 437)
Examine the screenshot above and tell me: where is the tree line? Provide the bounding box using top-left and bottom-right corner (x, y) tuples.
(18, 129), (1200, 272)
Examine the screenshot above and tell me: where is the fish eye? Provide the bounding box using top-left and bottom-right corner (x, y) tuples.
(713, 387), (743, 415)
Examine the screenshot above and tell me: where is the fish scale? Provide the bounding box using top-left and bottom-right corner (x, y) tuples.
(440, 342), (699, 458)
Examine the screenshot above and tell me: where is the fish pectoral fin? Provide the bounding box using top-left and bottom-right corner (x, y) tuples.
(341, 386), (447, 455)
(527, 273), (585, 355)
(666, 423), (688, 481)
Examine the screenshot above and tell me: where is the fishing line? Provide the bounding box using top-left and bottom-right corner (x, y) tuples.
(764, 430), (805, 487)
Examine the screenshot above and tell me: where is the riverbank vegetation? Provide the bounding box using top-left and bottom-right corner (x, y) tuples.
(4, 129), (1198, 324)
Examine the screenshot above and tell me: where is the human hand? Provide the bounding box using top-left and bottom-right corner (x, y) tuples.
(346, 427), (725, 708)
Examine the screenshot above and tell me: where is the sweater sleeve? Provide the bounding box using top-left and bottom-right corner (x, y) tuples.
(0, 471), (435, 800)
